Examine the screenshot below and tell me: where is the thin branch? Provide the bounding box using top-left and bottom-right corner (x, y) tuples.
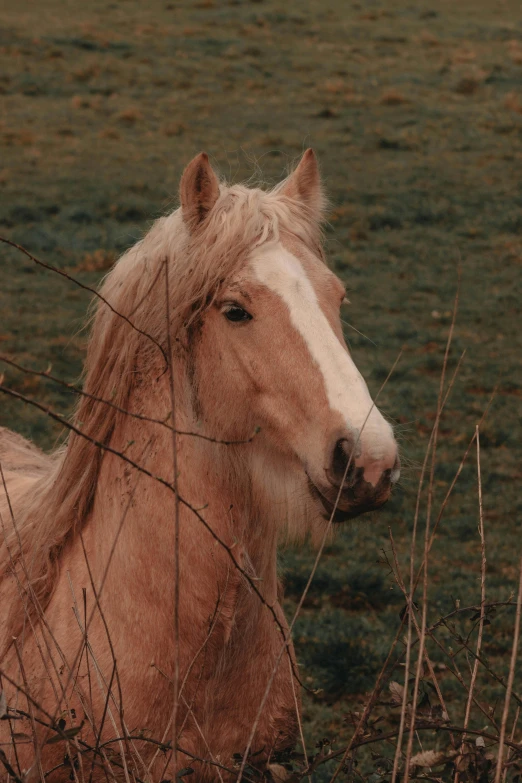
(390, 344), (465, 783)
(0, 236), (168, 370)
(164, 257), (181, 772)
(439, 624), (522, 709)
(503, 707), (521, 783)
(387, 528), (452, 726)
(455, 426), (487, 782)
(494, 556), (522, 783)
(88, 663), (117, 783)
(4, 707), (259, 782)
(13, 639), (45, 782)
(306, 722), (522, 778)
(288, 653), (311, 783)
(328, 609), (408, 782)
(403, 275), (460, 781)
(0, 354), (260, 446)
(77, 535), (137, 782)
(429, 601), (517, 632)
(340, 317), (377, 347)
(0, 748), (24, 783)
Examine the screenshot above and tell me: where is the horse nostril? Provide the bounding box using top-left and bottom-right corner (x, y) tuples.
(328, 438), (357, 487)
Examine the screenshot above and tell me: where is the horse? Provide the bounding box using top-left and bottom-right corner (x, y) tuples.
(0, 149), (399, 782)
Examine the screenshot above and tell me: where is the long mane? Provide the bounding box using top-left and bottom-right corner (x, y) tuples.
(0, 178), (324, 651)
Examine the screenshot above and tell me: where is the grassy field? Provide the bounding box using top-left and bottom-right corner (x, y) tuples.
(1, 0), (522, 777)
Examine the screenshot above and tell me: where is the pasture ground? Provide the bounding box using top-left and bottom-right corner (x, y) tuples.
(1, 0), (521, 778)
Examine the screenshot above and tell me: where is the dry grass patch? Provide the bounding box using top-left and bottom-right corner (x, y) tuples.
(162, 122), (187, 137)
(99, 127), (121, 139)
(419, 29), (440, 47)
(380, 88), (410, 105)
(507, 40), (522, 64)
(116, 106), (143, 124)
(343, 89), (365, 105)
(453, 68), (488, 95)
(70, 95), (103, 110)
(451, 45), (477, 64)
(324, 78), (346, 94)
(74, 249), (117, 273)
(504, 92), (522, 114)
(69, 64), (101, 83)
(2, 129), (36, 146)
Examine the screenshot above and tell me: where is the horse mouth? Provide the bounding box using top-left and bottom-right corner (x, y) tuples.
(307, 478), (391, 524)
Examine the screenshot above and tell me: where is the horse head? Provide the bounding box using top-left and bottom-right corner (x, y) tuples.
(177, 150), (400, 525)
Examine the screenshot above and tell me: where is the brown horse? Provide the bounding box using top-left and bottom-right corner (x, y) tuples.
(0, 150), (399, 782)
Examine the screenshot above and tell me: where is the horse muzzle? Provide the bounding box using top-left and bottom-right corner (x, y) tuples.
(307, 435), (401, 522)
(308, 467), (396, 523)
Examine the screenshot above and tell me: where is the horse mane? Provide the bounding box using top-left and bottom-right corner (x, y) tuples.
(0, 177), (324, 649)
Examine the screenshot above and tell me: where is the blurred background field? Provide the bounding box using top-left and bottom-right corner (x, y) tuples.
(1, 0), (521, 774)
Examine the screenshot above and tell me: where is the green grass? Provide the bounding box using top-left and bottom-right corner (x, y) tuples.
(1, 0), (521, 771)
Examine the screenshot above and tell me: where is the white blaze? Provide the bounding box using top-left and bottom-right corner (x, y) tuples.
(251, 243), (396, 477)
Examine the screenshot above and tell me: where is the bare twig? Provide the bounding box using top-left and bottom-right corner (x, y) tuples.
(455, 426), (487, 782)
(163, 258), (181, 772)
(0, 236), (168, 369)
(0, 354), (261, 445)
(13, 639), (45, 782)
(503, 706), (521, 783)
(0, 748), (24, 783)
(328, 611), (408, 782)
(402, 276), (460, 781)
(304, 722), (522, 778)
(494, 556), (522, 783)
(387, 529), (452, 725)
(391, 336), (465, 783)
(288, 653), (311, 783)
(439, 625), (522, 709)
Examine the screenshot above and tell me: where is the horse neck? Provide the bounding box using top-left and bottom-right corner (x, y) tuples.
(93, 362), (281, 607)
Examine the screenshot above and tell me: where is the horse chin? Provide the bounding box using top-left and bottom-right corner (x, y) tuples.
(307, 478), (391, 524)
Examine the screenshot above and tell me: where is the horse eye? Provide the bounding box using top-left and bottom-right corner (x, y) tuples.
(223, 306), (252, 323)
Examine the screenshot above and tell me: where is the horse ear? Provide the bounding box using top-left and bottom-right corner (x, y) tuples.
(180, 152), (220, 231)
(280, 148), (325, 220)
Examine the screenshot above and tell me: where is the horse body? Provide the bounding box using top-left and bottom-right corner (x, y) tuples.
(0, 150), (399, 780)
(0, 367), (298, 780)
